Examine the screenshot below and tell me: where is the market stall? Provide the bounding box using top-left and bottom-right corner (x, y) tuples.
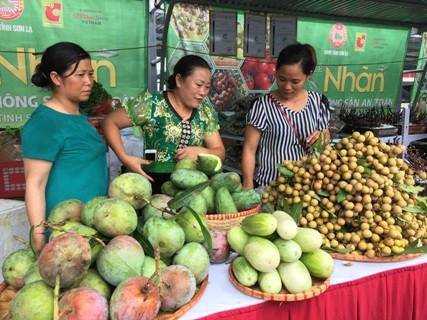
(2, 1), (427, 320)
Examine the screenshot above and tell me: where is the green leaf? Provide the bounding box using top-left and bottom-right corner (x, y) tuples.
(402, 205), (425, 213)
(337, 189), (347, 203)
(317, 190), (330, 197)
(132, 230), (154, 257)
(356, 157), (366, 166)
(277, 165), (294, 177)
(263, 202), (275, 213)
(321, 246), (353, 253)
(289, 201), (303, 223)
(186, 207), (212, 256)
(402, 238), (427, 254)
(400, 184), (424, 194)
(416, 196), (427, 212)
(280, 199), (291, 213)
(167, 181), (209, 209)
(311, 193), (321, 201)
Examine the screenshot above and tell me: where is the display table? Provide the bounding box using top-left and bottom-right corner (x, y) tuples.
(182, 254), (427, 320)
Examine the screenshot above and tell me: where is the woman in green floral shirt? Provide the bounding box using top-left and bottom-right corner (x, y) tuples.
(102, 55), (225, 192)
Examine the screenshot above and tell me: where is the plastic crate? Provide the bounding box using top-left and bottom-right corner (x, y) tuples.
(0, 161), (25, 199)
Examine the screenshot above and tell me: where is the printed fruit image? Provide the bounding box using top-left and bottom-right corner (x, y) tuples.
(209, 69), (244, 110)
(240, 57), (276, 91)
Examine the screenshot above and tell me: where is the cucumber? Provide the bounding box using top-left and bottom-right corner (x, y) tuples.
(258, 269), (282, 294)
(293, 227), (323, 253)
(277, 260), (313, 294)
(232, 256), (258, 287)
(227, 226), (250, 255)
(241, 213), (278, 237)
(272, 210), (298, 240)
(243, 236), (281, 272)
(273, 238), (302, 262)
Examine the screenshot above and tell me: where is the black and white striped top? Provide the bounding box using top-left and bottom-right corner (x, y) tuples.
(246, 91), (330, 186)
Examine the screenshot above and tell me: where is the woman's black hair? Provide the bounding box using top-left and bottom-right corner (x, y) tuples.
(31, 42), (91, 90)
(276, 43), (317, 76)
(166, 55), (211, 90)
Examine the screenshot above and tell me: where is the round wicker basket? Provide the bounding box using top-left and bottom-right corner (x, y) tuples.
(228, 265), (330, 301)
(205, 204), (261, 231)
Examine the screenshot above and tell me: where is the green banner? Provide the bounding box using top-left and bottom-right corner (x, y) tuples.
(165, 4), (410, 114)
(297, 17), (410, 110)
(0, 0), (148, 128)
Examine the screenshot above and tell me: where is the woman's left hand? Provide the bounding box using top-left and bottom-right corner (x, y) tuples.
(174, 146), (204, 161)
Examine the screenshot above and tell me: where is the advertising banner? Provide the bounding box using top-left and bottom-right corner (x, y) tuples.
(0, 0), (148, 128)
(165, 4), (409, 114)
(297, 17), (410, 110)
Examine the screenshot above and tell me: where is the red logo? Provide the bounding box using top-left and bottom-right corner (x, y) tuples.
(44, 2), (62, 22)
(0, 0), (24, 21)
(355, 33), (366, 51)
(329, 23), (347, 48)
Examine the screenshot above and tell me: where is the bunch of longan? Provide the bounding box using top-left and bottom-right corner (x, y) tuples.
(263, 131), (427, 258)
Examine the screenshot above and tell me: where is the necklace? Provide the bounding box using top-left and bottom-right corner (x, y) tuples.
(169, 92), (192, 120)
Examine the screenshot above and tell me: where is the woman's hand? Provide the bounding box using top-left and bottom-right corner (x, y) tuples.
(120, 154), (154, 182)
(174, 146), (205, 161)
(306, 129), (330, 146)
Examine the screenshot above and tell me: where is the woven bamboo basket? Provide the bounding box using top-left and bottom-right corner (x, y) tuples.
(329, 252), (423, 262)
(205, 204), (261, 231)
(228, 265), (330, 302)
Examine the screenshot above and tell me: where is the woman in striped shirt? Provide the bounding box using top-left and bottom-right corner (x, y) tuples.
(242, 43), (330, 189)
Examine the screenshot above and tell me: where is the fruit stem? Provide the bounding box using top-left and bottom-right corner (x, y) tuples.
(53, 274), (60, 320)
(12, 235), (32, 250)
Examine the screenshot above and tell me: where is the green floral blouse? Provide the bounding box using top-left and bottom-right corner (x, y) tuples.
(125, 91), (220, 164)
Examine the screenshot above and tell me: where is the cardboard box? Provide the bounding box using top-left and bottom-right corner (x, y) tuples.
(0, 161), (25, 199)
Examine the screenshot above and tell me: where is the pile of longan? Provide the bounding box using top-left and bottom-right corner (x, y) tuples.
(263, 131), (427, 258)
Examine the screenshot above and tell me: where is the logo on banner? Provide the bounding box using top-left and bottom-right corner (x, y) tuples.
(329, 23), (347, 48)
(0, 0), (24, 20)
(355, 33), (366, 52)
(42, 0), (63, 28)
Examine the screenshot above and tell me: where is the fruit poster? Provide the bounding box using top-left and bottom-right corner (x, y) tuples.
(166, 3), (410, 113)
(0, 0), (148, 128)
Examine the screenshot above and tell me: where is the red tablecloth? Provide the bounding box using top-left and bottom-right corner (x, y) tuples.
(181, 254), (427, 320)
(197, 262), (427, 320)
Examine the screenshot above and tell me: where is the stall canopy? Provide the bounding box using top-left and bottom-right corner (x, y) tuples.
(170, 0), (427, 31)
